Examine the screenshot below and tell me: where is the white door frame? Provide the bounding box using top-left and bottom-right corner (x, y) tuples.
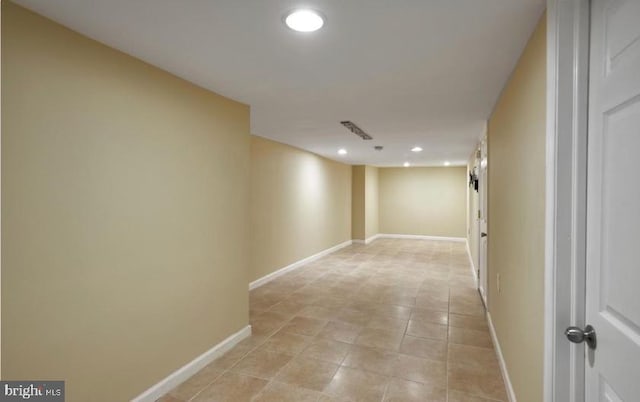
(544, 0), (590, 401)
(478, 135), (488, 307)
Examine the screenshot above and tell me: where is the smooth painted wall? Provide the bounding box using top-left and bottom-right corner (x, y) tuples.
(364, 166), (379, 239)
(250, 136), (351, 282)
(2, 4), (250, 401)
(487, 13), (546, 402)
(351, 166), (366, 240)
(352, 165), (378, 241)
(379, 167), (467, 238)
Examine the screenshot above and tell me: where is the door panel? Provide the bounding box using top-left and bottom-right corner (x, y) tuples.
(586, 0), (640, 400)
(601, 99), (640, 327)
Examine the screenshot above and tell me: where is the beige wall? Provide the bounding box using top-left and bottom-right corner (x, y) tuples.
(250, 136), (351, 282)
(351, 166), (366, 240)
(487, 13), (546, 402)
(364, 166), (379, 239)
(351, 165), (378, 241)
(379, 167), (467, 238)
(2, 4), (250, 401)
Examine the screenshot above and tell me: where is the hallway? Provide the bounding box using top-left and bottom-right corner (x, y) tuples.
(160, 239), (507, 402)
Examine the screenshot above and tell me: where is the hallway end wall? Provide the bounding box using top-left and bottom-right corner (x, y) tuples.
(250, 136), (352, 282)
(379, 167), (467, 238)
(487, 12), (547, 402)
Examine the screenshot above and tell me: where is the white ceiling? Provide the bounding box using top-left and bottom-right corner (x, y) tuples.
(15, 0), (545, 167)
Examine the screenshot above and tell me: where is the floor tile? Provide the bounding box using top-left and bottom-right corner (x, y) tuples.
(410, 308), (449, 326)
(280, 316), (327, 336)
(230, 347), (293, 379)
(355, 327), (405, 351)
(168, 364), (223, 400)
(447, 390), (504, 402)
(366, 314), (409, 331)
(156, 395), (184, 402)
(191, 372), (268, 402)
(392, 354), (446, 386)
(261, 330), (313, 355)
(323, 366), (389, 402)
(275, 356), (340, 391)
(317, 321), (363, 344)
(269, 300), (306, 317)
(399, 335), (447, 362)
(334, 308), (372, 326)
(298, 305), (340, 320)
(250, 311), (291, 336)
(448, 365), (508, 401)
(252, 381), (323, 402)
(448, 313), (489, 331)
(448, 326), (493, 348)
(406, 320), (448, 341)
(371, 304), (413, 320)
(317, 393), (354, 401)
(383, 377), (446, 402)
(342, 345), (399, 375)
(207, 336), (263, 370)
(448, 343), (500, 368)
(299, 338), (351, 364)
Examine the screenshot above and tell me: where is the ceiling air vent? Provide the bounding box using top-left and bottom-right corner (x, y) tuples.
(374, 146), (383, 151)
(340, 121), (373, 140)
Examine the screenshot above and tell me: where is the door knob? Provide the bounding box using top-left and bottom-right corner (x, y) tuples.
(481, 232), (487, 238)
(565, 325), (597, 350)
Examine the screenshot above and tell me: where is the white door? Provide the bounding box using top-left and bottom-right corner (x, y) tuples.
(478, 138), (488, 305)
(585, 0), (640, 400)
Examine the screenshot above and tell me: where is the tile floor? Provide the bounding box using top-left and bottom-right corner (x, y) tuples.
(158, 239), (508, 402)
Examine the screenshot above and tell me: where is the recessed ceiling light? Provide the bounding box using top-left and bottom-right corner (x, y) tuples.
(411, 146), (423, 152)
(284, 9), (325, 32)
(403, 162), (410, 167)
(444, 161), (451, 166)
(338, 148), (347, 155)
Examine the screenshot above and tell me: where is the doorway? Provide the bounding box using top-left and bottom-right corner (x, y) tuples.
(546, 0), (640, 400)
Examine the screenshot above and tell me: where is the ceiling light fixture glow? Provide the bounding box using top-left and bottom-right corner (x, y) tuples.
(444, 161), (451, 166)
(403, 162), (410, 167)
(338, 148), (347, 155)
(284, 9), (325, 32)
(411, 146), (423, 152)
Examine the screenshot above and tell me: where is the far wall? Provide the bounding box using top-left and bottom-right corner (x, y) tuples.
(378, 167), (467, 238)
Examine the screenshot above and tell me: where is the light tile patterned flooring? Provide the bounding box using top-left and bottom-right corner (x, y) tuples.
(158, 239), (508, 402)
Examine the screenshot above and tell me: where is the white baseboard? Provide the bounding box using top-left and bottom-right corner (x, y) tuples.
(377, 233), (466, 242)
(365, 234), (381, 244)
(487, 312), (517, 402)
(249, 240), (353, 290)
(131, 325), (252, 402)
(353, 234), (381, 245)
